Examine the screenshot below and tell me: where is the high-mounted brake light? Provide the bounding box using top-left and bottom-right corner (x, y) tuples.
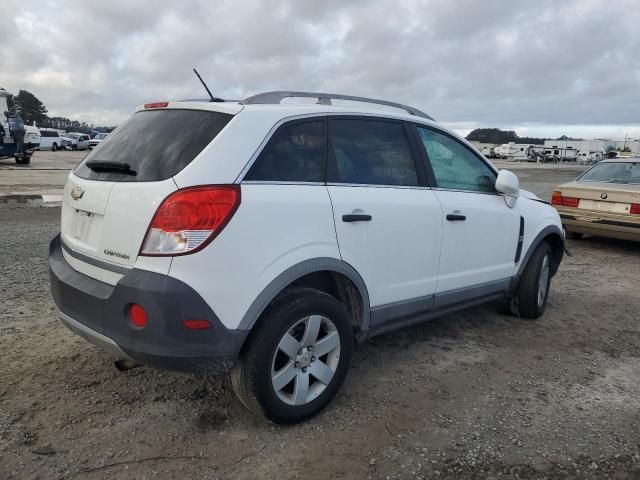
(144, 102), (169, 109)
(630, 203), (640, 215)
(140, 185), (240, 256)
(551, 191), (579, 208)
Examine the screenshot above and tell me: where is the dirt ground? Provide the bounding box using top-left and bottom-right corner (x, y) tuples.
(1, 165), (640, 479)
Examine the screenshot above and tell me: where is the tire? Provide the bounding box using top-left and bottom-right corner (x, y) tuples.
(72, 145), (77, 151)
(51, 143), (57, 152)
(231, 287), (353, 424)
(566, 231), (583, 240)
(22, 155), (31, 165)
(516, 242), (553, 319)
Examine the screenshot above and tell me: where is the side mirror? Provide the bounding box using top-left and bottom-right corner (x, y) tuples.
(495, 169), (519, 208)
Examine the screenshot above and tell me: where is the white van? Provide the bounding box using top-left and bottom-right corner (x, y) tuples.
(39, 128), (63, 151)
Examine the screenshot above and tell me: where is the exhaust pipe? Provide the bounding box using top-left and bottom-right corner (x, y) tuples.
(114, 359), (142, 371)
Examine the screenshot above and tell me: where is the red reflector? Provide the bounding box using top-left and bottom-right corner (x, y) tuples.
(631, 203), (640, 215)
(129, 304), (148, 328)
(562, 196), (580, 208)
(144, 102), (169, 109)
(182, 319), (212, 330)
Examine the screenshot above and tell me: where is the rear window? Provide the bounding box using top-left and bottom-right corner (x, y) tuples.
(579, 161), (640, 185)
(74, 109), (232, 182)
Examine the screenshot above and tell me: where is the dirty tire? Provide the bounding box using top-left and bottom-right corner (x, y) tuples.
(51, 143), (58, 152)
(516, 241), (552, 319)
(231, 287), (353, 424)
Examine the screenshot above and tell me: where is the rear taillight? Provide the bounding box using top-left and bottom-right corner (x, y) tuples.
(631, 203), (640, 215)
(551, 191), (579, 208)
(140, 185), (240, 256)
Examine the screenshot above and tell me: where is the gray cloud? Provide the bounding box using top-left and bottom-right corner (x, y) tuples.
(2, 0), (639, 135)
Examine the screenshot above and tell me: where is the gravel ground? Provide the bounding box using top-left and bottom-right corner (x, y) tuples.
(1, 166), (640, 479)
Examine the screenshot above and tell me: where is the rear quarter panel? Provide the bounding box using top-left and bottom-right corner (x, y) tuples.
(172, 109), (289, 186)
(167, 184), (341, 330)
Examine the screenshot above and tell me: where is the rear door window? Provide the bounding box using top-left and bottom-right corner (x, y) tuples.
(244, 120), (325, 182)
(74, 109), (232, 182)
(327, 118), (419, 186)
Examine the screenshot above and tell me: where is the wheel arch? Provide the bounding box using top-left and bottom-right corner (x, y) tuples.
(238, 258), (371, 337)
(517, 225), (564, 278)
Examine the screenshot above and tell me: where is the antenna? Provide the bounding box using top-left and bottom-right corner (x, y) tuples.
(193, 68), (220, 102)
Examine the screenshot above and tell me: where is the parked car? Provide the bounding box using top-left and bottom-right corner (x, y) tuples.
(61, 132), (90, 150)
(39, 128), (62, 151)
(88, 132), (108, 149)
(552, 158), (640, 242)
(24, 125), (41, 150)
(49, 92), (565, 423)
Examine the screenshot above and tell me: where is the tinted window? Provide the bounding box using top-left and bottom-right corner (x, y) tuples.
(245, 121), (324, 182)
(417, 127), (496, 192)
(328, 119), (418, 186)
(579, 161), (640, 185)
(74, 109), (232, 182)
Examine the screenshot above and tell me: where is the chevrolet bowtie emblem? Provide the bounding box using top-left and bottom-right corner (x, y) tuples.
(71, 186), (85, 200)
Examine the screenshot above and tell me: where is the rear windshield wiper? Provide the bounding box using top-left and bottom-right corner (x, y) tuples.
(85, 160), (137, 176)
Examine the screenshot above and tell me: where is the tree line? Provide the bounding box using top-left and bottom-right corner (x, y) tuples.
(465, 128), (585, 145)
(4, 89), (115, 134)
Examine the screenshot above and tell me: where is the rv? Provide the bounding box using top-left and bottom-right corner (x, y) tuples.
(499, 142), (537, 161)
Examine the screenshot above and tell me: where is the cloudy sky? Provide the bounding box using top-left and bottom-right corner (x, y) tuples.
(2, 0), (639, 139)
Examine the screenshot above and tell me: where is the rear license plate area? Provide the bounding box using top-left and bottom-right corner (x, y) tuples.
(71, 210), (93, 240)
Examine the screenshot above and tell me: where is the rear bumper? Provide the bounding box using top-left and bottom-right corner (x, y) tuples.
(49, 234), (249, 373)
(560, 213), (640, 242)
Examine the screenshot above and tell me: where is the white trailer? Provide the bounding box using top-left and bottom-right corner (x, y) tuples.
(500, 142), (538, 161)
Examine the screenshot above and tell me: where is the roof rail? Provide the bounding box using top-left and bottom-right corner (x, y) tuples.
(240, 91), (434, 121)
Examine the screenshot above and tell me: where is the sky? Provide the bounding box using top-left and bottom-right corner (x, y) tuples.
(1, 0), (639, 139)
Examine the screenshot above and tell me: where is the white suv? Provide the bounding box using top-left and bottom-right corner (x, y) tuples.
(49, 92), (565, 423)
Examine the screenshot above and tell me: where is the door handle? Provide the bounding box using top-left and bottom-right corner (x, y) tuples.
(446, 213), (466, 221)
(342, 214), (372, 222)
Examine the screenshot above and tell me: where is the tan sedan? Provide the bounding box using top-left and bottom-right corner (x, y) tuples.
(552, 158), (640, 242)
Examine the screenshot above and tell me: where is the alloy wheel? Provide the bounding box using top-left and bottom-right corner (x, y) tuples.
(271, 315), (341, 406)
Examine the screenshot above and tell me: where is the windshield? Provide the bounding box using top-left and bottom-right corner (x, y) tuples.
(67, 134), (79, 139)
(96, 133), (107, 139)
(578, 161), (640, 185)
(74, 108), (232, 182)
